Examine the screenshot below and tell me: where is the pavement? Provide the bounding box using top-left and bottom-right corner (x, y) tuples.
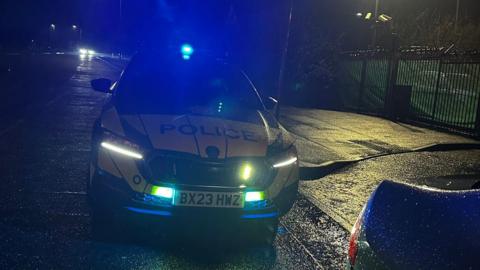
(280, 106), (478, 166)
(300, 150), (480, 230)
(278, 106), (479, 230)
(1, 52), (479, 269)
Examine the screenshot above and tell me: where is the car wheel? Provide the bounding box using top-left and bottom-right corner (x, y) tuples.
(248, 218), (279, 246)
(88, 171), (117, 241)
(90, 203), (117, 241)
(275, 181), (299, 216)
(262, 218), (279, 246)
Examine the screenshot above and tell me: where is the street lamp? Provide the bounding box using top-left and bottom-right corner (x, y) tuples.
(276, 0), (294, 116)
(455, 0), (460, 33)
(71, 25), (82, 47)
(50, 24), (56, 31)
(371, 0), (380, 48)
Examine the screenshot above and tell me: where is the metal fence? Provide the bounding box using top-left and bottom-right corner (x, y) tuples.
(337, 49), (480, 137)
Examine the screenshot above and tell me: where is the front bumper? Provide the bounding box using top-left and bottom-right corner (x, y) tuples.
(90, 169), (279, 222)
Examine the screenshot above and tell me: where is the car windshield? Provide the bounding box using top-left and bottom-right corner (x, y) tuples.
(114, 54), (263, 114)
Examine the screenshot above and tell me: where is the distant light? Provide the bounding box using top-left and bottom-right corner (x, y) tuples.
(273, 157), (298, 168)
(379, 14), (393, 22)
(365, 13), (372, 20)
(181, 44), (194, 60)
(151, 186), (174, 199)
(356, 13), (363, 18)
(239, 163), (253, 181)
(245, 191), (265, 202)
(72, 25), (77, 30)
(100, 142), (143, 159)
(88, 50), (96, 55)
(217, 101), (223, 113)
(79, 48), (87, 54)
(50, 24), (56, 30)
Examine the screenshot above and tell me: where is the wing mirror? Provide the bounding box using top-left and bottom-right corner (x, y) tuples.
(91, 78), (112, 93)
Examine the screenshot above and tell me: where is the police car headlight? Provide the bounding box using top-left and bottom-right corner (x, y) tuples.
(100, 132), (143, 160)
(270, 147), (298, 168)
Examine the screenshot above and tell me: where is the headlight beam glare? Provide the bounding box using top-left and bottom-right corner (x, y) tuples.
(273, 157), (298, 168)
(101, 142), (143, 159)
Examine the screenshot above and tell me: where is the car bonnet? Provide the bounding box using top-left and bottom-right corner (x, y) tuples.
(364, 180), (480, 269)
(101, 106), (292, 159)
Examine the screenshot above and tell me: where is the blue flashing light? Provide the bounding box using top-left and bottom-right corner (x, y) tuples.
(125, 207), (172, 217)
(181, 44), (193, 54)
(241, 212), (278, 219)
(181, 44), (194, 60)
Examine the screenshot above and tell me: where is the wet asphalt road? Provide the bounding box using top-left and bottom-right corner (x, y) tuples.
(0, 54), (348, 269)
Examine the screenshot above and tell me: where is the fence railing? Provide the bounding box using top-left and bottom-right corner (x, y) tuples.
(337, 48), (480, 137)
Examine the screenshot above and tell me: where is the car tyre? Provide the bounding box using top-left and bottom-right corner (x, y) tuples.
(275, 181), (299, 216)
(90, 203), (117, 241)
(88, 170), (117, 241)
(250, 218), (279, 246)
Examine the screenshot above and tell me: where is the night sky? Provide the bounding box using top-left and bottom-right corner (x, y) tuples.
(0, 0), (478, 50)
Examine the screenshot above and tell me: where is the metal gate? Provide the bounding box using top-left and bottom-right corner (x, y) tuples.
(337, 49), (480, 137)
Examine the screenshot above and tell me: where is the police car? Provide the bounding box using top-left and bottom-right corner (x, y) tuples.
(88, 46), (299, 243)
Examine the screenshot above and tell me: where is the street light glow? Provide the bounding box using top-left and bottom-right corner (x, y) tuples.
(378, 14), (392, 23)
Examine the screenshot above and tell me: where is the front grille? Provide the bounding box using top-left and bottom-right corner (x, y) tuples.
(148, 155), (272, 187)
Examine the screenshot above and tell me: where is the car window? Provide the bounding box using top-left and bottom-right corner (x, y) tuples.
(114, 54), (263, 114)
